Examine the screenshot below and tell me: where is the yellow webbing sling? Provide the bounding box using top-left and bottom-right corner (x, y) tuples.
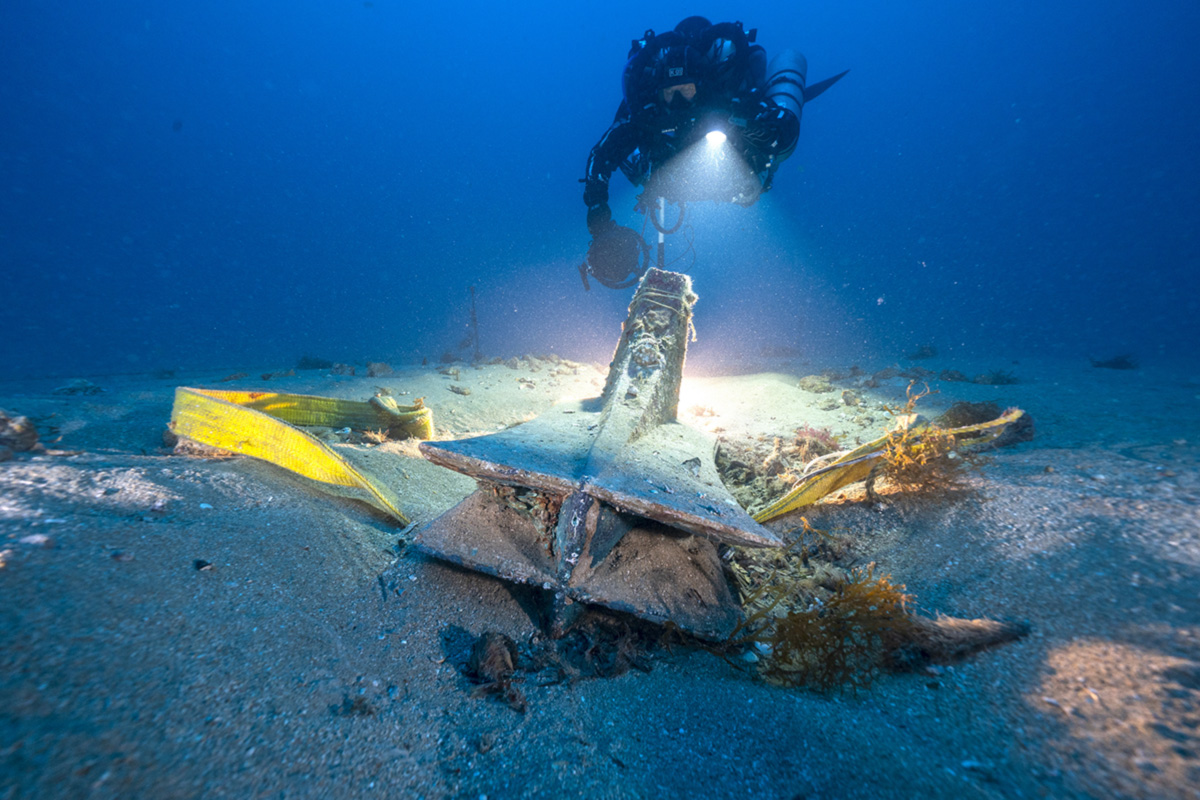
(753, 408), (1025, 522)
(169, 388), (433, 525)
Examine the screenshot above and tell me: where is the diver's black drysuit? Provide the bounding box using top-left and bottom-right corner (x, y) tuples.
(578, 16), (846, 289)
(582, 17), (805, 234)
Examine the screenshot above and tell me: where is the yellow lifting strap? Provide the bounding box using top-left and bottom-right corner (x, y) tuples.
(169, 387), (433, 525)
(753, 408), (1026, 523)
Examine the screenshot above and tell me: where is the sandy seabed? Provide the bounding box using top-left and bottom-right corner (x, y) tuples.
(2, 354), (1198, 799)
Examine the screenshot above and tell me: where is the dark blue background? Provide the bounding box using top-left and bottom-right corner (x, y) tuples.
(4, 1), (1197, 378)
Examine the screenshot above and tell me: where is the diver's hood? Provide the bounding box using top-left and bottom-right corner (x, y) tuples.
(657, 44), (704, 91)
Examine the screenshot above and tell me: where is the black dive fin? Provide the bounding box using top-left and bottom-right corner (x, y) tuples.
(803, 69), (850, 103)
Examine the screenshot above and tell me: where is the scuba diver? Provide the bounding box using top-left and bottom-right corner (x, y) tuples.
(579, 16), (848, 290)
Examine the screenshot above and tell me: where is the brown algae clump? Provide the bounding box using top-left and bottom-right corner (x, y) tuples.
(729, 539), (916, 692)
(759, 566), (914, 691)
(878, 415), (969, 495)
(728, 542), (1028, 690)
(874, 383), (975, 497)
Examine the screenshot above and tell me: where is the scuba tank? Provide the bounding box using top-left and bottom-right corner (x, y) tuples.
(764, 49), (808, 123)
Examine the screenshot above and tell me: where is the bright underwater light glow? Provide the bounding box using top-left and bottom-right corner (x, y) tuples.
(705, 129), (727, 147)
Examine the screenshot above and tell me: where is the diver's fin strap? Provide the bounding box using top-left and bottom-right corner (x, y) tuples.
(169, 387), (432, 525)
(753, 408), (1025, 522)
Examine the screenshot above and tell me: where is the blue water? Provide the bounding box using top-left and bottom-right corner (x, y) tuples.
(3, 1), (1198, 379)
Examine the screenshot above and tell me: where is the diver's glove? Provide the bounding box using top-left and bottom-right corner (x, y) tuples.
(586, 202), (616, 237)
(583, 177), (610, 210)
(744, 106), (800, 156)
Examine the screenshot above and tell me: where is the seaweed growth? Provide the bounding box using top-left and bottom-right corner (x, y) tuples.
(728, 533), (916, 692)
(726, 523), (1030, 691)
(879, 418), (966, 494)
(720, 386), (1031, 690)
(792, 424), (841, 460)
(716, 425), (841, 514)
(875, 384), (974, 497)
(761, 566), (914, 691)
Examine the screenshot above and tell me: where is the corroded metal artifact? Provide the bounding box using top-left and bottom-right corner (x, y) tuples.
(415, 269), (780, 639)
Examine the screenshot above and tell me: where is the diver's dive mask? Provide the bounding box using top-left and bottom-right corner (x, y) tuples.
(662, 82), (698, 110)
